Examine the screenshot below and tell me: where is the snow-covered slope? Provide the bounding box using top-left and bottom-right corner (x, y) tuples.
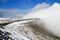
(23, 3), (60, 38)
(3, 18), (59, 40)
(0, 18), (23, 26)
(0, 18), (17, 24)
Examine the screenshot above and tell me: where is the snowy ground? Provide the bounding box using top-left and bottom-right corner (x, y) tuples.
(0, 18), (60, 40)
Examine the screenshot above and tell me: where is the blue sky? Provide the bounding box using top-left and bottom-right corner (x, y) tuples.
(0, 0), (60, 9)
(0, 0), (60, 18)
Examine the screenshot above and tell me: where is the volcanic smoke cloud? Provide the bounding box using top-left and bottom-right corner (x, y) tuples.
(23, 3), (60, 37)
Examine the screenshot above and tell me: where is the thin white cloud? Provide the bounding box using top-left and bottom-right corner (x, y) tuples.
(23, 3), (50, 18)
(0, 9), (31, 18)
(9, 13), (25, 18)
(0, 3), (50, 18)
(0, 9), (31, 13)
(31, 3), (50, 12)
